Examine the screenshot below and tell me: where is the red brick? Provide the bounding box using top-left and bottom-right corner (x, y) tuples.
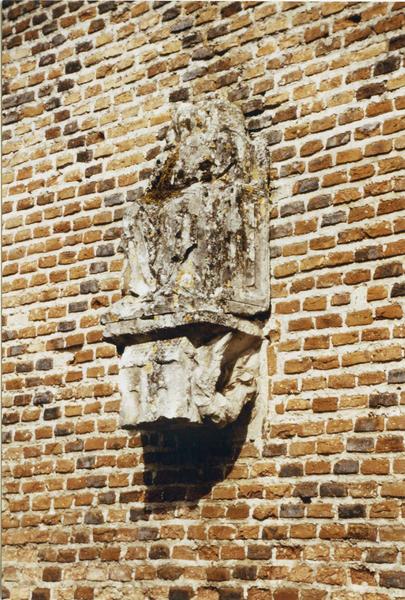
(2, 4), (405, 595)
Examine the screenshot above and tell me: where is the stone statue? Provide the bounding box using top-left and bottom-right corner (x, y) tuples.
(103, 100), (270, 428)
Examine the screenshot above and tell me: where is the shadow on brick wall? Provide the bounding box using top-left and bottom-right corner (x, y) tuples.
(135, 403), (252, 515)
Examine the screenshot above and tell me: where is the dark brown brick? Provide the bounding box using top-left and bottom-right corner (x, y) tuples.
(218, 590), (243, 600)
(274, 589), (299, 600)
(374, 261), (403, 279)
(338, 504), (366, 519)
(74, 587), (94, 600)
(42, 567), (61, 582)
(389, 34), (405, 51)
(233, 565), (257, 580)
(366, 548), (398, 563)
(32, 590), (50, 600)
(391, 282), (405, 297)
(293, 178), (319, 195)
(380, 571), (405, 589)
(320, 482), (347, 497)
(169, 88), (189, 102)
(247, 544), (272, 560)
(369, 392), (397, 408)
(334, 460), (359, 475)
(374, 55), (401, 76)
(162, 6), (181, 21)
(279, 463), (303, 477)
(356, 82), (385, 101)
(88, 18), (104, 33)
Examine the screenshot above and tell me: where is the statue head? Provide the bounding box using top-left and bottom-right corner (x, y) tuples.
(151, 100), (259, 192)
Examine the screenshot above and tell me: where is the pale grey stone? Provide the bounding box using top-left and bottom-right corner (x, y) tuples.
(119, 332), (260, 429)
(103, 99), (270, 429)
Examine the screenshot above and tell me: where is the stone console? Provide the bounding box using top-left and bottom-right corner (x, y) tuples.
(103, 99), (270, 428)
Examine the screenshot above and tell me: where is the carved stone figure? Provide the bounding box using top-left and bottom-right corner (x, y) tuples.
(103, 99), (270, 428)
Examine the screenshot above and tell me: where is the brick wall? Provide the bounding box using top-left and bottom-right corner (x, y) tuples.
(2, 1), (405, 599)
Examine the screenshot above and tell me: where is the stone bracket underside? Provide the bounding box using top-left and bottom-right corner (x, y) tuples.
(103, 99), (270, 429)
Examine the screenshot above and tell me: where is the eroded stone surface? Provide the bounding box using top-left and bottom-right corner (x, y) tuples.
(110, 99), (270, 323)
(104, 99), (270, 428)
(119, 332), (260, 429)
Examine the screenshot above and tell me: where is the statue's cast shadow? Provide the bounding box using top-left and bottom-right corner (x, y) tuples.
(136, 403), (252, 516)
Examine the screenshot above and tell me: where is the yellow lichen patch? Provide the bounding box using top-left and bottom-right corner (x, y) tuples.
(142, 148), (180, 204)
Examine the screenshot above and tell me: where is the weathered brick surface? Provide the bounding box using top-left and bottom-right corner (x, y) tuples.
(2, 1), (405, 599)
